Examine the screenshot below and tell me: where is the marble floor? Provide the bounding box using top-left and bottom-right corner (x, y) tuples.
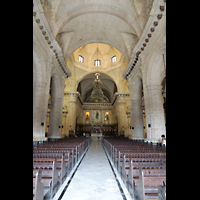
(54, 137), (132, 200)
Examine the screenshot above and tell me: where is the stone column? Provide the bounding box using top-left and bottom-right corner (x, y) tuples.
(142, 83), (151, 141)
(61, 104), (68, 138)
(65, 93), (77, 137)
(33, 82), (47, 141)
(140, 65), (151, 142)
(115, 95), (129, 137)
(147, 85), (166, 143)
(129, 94), (134, 140)
(131, 99), (144, 140)
(48, 97), (63, 139)
(128, 79), (144, 141)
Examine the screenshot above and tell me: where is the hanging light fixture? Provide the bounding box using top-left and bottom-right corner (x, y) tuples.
(91, 72), (104, 102)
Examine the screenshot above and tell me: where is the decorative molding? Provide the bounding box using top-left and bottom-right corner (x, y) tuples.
(64, 92), (83, 105)
(123, 0), (166, 79)
(83, 103), (112, 107)
(111, 92), (130, 106)
(64, 91), (130, 107)
(33, 0), (71, 78)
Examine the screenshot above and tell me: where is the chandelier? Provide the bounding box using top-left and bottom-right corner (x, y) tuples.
(91, 72), (104, 102)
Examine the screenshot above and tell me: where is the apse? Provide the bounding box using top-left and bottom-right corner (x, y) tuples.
(77, 72), (117, 103)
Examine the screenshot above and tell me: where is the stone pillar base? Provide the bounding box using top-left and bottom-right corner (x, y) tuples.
(131, 137), (145, 142)
(48, 135), (62, 139)
(33, 136), (48, 142)
(144, 137), (162, 144)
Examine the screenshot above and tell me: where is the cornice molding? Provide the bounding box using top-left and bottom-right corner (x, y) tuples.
(123, 0), (166, 79)
(111, 93), (130, 106)
(64, 92), (83, 105)
(64, 91), (130, 107)
(33, 0), (71, 78)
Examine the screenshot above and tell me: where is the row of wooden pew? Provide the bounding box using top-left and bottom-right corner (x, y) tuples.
(103, 138), (166, 200)
(33, 137), (91, 200)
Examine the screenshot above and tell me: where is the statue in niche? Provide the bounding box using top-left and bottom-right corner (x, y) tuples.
(105, 112), (109, 120)
(96, 111), (99, 119)
(85, 112), (90, 121)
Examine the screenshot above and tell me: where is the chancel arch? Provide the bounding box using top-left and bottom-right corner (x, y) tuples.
(77, 72), (117, 104)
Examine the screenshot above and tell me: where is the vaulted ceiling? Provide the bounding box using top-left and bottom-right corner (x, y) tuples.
(77, 72), (117, 103)
(41, 0), (154, 63)
(40, 0), (154, 101)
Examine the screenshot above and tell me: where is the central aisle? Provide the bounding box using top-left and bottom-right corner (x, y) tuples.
(60, 137), (125, 200)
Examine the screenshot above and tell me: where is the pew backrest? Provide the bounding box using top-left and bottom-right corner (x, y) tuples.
(33, 168), (44, 200)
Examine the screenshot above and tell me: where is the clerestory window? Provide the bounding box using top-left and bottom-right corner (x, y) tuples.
(111, 56), (116, 63)
(94, 59), (100, 66)
(79, 55), (84, 62)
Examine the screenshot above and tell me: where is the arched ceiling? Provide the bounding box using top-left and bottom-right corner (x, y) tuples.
(41, 0), (154, 63)
(68, 43), (121, 101)
(78, 72), (117, 103)
(40, 0), (155, 101)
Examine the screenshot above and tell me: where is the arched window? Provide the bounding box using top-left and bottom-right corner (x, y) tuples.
(79, 55), (84, 62)
(111, 56), (116, 63)
(94, 59), (100, 66)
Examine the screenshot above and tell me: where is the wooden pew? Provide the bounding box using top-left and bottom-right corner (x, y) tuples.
(33, 137), (91, 199)
(130, 168), (166, 199)
(33, 168), (44, 200)
(33, 150), (74, 169)
(117, 151), (166, 175)
(123, 156), (166, 186)
(120, 153), (165, 178)
(103, 138), (166, 199)
(33, 153), (69, 184)
(33, 160), (60, 199)
(33, 151), (72, 173)
(111, 146), (165, 168)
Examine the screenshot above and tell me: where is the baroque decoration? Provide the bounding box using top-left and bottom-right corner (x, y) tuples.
(85, 73), (110, 103)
